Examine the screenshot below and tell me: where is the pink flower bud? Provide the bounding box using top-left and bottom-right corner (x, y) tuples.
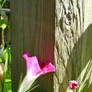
(69, 80), (79, 90)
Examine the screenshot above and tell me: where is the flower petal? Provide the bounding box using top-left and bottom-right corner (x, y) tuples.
(20, 51), (55, 92)
(41, 62), (55, 75)
(23, 50), (29, 61)
(23, 51), (41, 76)
(69, 80), (79, 90)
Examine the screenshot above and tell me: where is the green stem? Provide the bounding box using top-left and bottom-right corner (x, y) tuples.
(1, 29), (5, 48)
(74, 89), (77, 92)
(1, 0), (7, 8)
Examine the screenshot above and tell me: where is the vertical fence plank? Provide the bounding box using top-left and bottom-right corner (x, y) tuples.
(11, 0), (55, 92)
(54, 0), (92, 92)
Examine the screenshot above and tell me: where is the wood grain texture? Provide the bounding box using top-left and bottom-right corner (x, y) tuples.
(54, 0), (92, 92)
(11, 0), (55, 92)
(11, 0), (92, 92)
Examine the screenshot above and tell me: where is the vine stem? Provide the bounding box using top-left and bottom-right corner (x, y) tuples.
(1, 29), (5, 49)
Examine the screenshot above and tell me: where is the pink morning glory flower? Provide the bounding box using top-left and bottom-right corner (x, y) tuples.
(19, 51), (55, 92)
(69, 80), (79, 90)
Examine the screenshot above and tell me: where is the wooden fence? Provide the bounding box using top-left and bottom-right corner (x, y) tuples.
(11, 0), (92, 92)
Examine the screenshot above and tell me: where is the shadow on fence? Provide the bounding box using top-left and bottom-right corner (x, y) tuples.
(58, 23), (92, 92)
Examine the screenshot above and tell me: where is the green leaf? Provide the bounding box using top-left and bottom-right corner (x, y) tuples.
(17, 73), (23, 92)
(2, 24), (7, 30)
(0, 80), (2, 92)
(0, 20), (5, 27)
(4, 49), (8, 61)
(0, 5), (2, 8)
(0, 58), (2, 63)
(26, 81), (39, 92)
(5, 79), (11, 83)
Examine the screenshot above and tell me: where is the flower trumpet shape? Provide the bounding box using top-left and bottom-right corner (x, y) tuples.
(19, 51), (55, 92)
(69, 80), (79, 90)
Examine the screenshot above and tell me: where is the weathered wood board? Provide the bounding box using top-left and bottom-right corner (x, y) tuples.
(54, 0), (92, 92)
(11, 0), (55, 92)
(11, 0), (92, 92)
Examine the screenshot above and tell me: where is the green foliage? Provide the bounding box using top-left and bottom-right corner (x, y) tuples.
(0, 0), (11, 92)
(3, 47), (12, 92)
(17, 73), (23, 92)
(0, 47), (11, 92)
(26, 81), (39, 92)
(0, 10), (8, 30)
(0, 0), (10, 8)
(77, 60), (92, 92)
